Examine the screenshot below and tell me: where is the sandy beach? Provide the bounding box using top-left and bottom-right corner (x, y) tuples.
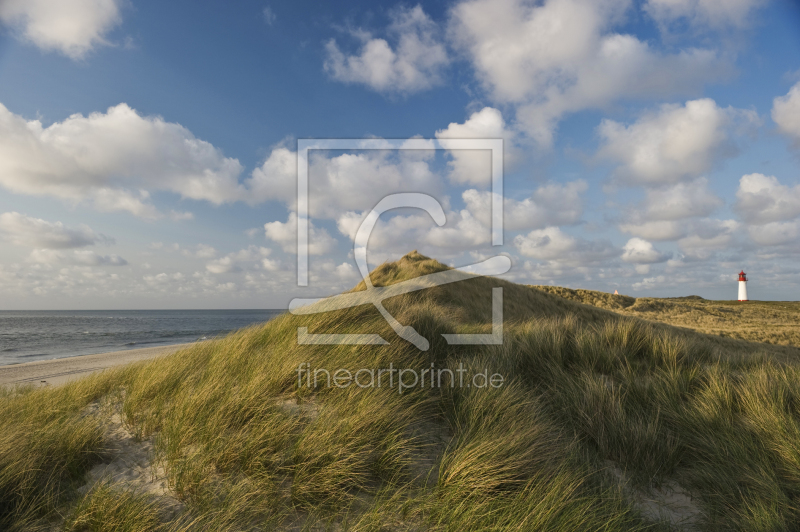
(0, 344), (189, 388)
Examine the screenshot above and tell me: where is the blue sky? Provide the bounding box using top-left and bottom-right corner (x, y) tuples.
(0, 0), (798, 309)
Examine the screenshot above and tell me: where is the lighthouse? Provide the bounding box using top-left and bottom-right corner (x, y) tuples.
(738, 270), (748, 302)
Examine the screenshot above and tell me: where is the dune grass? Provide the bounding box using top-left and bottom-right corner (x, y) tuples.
(532, 284), (800, 350)
(1, 252), (799, 530)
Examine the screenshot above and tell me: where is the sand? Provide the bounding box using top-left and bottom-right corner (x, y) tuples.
(0, 344), (189, 388)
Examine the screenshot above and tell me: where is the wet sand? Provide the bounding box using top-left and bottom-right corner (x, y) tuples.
(0, 344), (189, 388)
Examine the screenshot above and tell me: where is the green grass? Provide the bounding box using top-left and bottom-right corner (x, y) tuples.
(1, 251), (799, 530)
(532, 284), (800, 350)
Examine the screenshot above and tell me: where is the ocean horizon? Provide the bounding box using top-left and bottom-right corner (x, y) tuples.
(0, 309), (284, 366)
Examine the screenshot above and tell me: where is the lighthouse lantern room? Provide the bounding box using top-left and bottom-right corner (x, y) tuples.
(738, 270), (748, 302)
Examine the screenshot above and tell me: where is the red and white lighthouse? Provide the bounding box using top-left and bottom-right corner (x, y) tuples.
(738, 270), (748, 301)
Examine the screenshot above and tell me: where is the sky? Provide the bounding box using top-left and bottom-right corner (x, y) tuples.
(0, 0), (799, 309)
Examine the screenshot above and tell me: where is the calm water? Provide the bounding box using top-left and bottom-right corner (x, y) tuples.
(0, 309), (284, 366)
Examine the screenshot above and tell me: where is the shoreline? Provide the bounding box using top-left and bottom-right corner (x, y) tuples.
(0, 343), (191, 388)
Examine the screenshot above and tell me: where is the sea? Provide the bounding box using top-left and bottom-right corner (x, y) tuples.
(0, 309), (284, 366)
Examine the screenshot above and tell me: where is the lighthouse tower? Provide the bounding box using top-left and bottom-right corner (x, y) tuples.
(738, 270), (748, 302)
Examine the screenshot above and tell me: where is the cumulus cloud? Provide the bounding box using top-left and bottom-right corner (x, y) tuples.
(621, 237), (671, 264)
(0, 0), (123, 59)
(335, 209), (456, 263)
(435, 107), (519, 185)
(0, 103), (246, 218)
(246, 143), (444, 217)
(676, 218), (739, 259)
(733, 174), (800, 248)
(640, 178), (723, 220)
(206, 246), (275, 274)
(462, 181), (587, 231)
(307, 149), (441, 218)
(746, 221), (800, 247)
(617, 178), (724, 242)
(644, 0), (766, 30)
(449, 0), (732, 147)
(264, 212), (337, 255)
(245, 146), (297, 206)
(514, 226), (618, 267)
(735, 173), (800, 225)
(324, 5), (448, 94)
(772, 82), (800, 148)
(425, 209), (492, 248)
(0, 212), (112, 248)
(330, 180), (587, 261)
(597, 99), (758, 185)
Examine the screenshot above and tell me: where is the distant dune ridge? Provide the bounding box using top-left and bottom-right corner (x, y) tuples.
(2, 251), (800, 530)
(533, 285), (800, 350)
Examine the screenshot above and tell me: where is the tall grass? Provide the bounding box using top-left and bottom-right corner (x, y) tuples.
(0, 251), (798, 530)
(533, 284), (800, 350)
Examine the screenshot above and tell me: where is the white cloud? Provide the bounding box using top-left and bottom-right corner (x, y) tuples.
(264, 212), (336, 255)
(449, 0), (732, 146)
(143, 272), (185, 286)
(619, 220), (687, 241)
(639, 178), (723, 220)
(621, 237), (671, 264)
(631, 274), (667, 291)
(435, 107), (519, 185)
(735, 173), (800, 224)
(262, 6), (276, 25)
(0, 212), (112, 248)
(205, 256), (239, 274)
(28, 248), (127, 266)
(308, 150), (442, 218)
(336, 204), (498, 264)
(644, 0), (766, 30)
(324, 5), (448, 94)
(733, 174), (800, 250)
(617, 178), (724, 242)
(206, 246), (274, 274)
(334, 262), (357, 280)
(181, 244), (218, 259)
(514, 226), (618, 267)
(325, 179), (587, 261)
(677, 218), (739, 259)
(245, 146), (297, 206)
(462, 180), (587, 231)
(194, 244), (218, 259)
(0, 103), (246, 218)
(425, 209), (492, 248)
(772, 82), (800, 148)
(248, 147), (444, 220)
(746, 221), (800, 247)
(0, 0), (123, 59)
(597, 99), (757, 185)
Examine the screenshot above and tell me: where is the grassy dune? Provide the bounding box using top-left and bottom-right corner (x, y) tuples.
(2, 252), (800, 530)
(532, 285), (800, 349)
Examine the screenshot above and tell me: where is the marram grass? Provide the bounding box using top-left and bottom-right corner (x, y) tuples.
(0, 251), (799, 530)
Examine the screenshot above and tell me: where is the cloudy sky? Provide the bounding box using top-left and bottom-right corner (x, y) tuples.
(0, 0), (798, 309)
